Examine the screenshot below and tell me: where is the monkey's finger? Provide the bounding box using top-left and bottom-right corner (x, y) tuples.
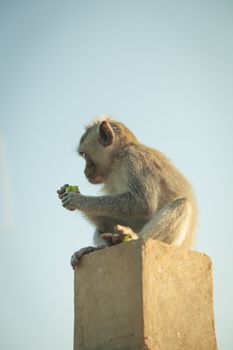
(76, 247), (95, 258)
(62, 192), (69, 196)
(59, 192), (69, 199)
(58, 192), (67, 199)
(71, 254), (79, 269)
(112, 233), (123, 244)
(57, 184), (69, 194)
(114, 225), (139, 240)
(62, 203), (76, 211)
(61, 196), (76, 210)
(57, 190), (62, 195)
(62, 203), (75, 211)
(114, 224), (128, 236)
(57, 189), (65, 195)
(101, 233), (113, 241)
(71, 247), (98, 269)
(61, 197), (70, 205)
(57, 189), (67, 195)
(96, 244), (107, 250)
(71, 246), (97, 267)
(58, 184), (69, 191)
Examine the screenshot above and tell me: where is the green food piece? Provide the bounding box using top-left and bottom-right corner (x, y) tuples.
(66, 185), (79, 193)
(123, 235), (131, 242)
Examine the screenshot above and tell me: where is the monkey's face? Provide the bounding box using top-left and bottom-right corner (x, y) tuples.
(78, 120), (116, 185)
(82, 154), (107, 184)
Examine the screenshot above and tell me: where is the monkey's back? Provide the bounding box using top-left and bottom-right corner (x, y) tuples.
(121, 144), (194, 205)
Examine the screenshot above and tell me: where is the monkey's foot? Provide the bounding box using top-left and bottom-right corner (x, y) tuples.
(101, 225), (139, 245)
(71, 245), (106, 269)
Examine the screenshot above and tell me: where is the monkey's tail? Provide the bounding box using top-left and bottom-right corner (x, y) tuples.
(139, 198), (196, 249)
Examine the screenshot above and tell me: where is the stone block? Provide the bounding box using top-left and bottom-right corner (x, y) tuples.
(74, 239), (217, 350)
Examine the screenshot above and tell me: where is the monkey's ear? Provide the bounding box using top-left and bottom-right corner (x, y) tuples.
(98, 121), (114, 146)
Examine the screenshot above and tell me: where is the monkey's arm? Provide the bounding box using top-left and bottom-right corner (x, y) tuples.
(60, 191), (151, 217)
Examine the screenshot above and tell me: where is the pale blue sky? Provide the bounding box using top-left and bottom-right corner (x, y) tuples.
(0, 1), (233, 349)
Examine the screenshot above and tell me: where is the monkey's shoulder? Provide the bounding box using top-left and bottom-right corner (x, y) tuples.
(118, 143), (171, 170)
(117, 143), (192, 193)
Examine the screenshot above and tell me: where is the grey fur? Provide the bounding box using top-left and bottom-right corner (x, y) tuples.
(58, 118), (197, 265)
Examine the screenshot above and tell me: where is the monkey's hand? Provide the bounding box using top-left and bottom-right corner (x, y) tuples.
(57, 184), (81, 211)
(71, 244), (106, 269)
(57, 184), (69, 195)
(101, 225), (139, 245)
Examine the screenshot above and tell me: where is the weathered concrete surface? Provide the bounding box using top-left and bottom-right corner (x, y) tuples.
(74, 239), (217, 350)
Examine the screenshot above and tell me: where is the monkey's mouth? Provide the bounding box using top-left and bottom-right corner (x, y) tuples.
(87, 175), (104, 185)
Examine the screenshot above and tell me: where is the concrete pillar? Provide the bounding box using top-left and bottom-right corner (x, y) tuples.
(74, 239), (217, 350)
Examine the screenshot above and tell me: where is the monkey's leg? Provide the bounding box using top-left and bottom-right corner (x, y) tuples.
(71, 244), (106, 269)
(140, 197), (193, 247)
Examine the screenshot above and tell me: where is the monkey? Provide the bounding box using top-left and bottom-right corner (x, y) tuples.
(57, 117), (197, 268)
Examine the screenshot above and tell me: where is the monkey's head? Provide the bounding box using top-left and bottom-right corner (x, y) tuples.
(77, 118), (137, 184)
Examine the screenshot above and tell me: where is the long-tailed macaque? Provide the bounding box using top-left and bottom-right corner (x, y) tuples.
(57, 118), (197, 268)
